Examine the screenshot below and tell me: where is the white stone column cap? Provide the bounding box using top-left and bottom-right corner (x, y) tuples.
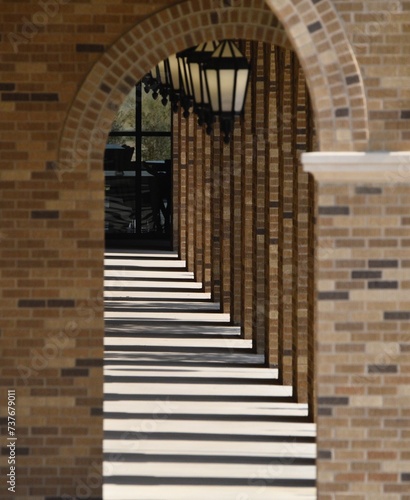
(302, 151), (410, 183)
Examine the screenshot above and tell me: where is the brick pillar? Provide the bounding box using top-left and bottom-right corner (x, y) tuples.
(231, 119), (243, 326)
(265, 43), (279, 366)
(304, 152), (410, 499)
(203, 132), (212, 293)
(251, 41), (266, 354)
(291, 54), (311, 404)
(241, 41), (254, 340)
(178, 108), (187, 262)
(172, 110), (180, 253)
(220, 136), (232, 315)
(275, 46), (293, 385)
(211, 124), (221, 304)
(194, 121), (204, 284)
(186, 116), (195, 272)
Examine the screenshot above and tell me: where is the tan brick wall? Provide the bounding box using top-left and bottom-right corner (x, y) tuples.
(1, 0), (410, 498)
(334, 0), (410, 150)
(314, 173), (410, 499)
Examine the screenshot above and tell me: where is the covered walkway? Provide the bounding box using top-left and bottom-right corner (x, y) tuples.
(103, 251), (316, 500)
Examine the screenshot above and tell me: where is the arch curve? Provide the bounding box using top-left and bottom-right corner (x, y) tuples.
(59, 0), (369, 168)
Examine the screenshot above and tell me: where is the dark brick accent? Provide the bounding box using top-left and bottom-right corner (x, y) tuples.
(31, 93), (59, 102)
(270, 238), (279, 245)
(210, 12), (219, 24)
(47, 299), (75, 308)
(124, 75), (135, 87)
(76, 43), (105, 52)
(318, 397), (349, 406)
(0, 83), (15, 91)
(384, 311), (410, 321)
(335, 108), (349, 117)
(1, 92), (58, 101)
(283, 212), (293, 219)
(368, 281), (398, 289)
(318, 407), (333, 416)
(18, 300), (46, 308)
(100, 83), (111, 94)
(307, 20), (322, 33)
(91, 407), (103, 416)
(270, 201), (279, 208)
(1, 446), (28, 456)
(61, 368), (89, 377)
(355, 186), (382, 195)
(346, 74), (360, 86)
(2, 93), (30, 101)
(46, 161), (58, 171)
(31, 210), (59, 219)
(401, 473), (410, 481)
(318, 450), (332, 459)
(352, 270), (382, 279)
(401, 110), (410, 119)
(256, 228), (265, 235)
(368, 365), (398, 374)
(318, 206), (349, 215)
(368, 259), (398, 268)
(318, 291), (349, 300)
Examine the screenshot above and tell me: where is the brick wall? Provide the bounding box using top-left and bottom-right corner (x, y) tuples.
(1, 0), (410, 498)
(306, 154), (410, 499)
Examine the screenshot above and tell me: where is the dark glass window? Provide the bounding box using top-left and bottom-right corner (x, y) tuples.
(104, 83), (173, 247)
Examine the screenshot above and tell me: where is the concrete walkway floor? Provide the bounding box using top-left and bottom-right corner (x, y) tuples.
(103, 250), (316, 500)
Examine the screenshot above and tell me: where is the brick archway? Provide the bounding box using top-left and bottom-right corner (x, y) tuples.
(59, 0), (368, 170)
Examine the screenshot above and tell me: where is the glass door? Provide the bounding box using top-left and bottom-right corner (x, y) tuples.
(104, 83), (173, 249)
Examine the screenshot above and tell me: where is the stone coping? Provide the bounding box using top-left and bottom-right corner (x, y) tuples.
(302, 152), (410, 183)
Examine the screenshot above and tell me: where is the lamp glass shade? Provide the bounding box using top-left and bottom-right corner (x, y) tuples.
(156, 60), (168, 86)
(203, 41), (250, 116)
(176, 47), (196, 98)
(186, 42), (218, 106)
(167, 54), (181, 91)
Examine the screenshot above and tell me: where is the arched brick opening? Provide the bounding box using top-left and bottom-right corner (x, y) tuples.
(59, 0), (369, 171)
(54, 1), (371, 496)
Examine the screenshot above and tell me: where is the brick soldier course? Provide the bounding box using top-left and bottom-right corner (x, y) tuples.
(1, 0), (410, 499)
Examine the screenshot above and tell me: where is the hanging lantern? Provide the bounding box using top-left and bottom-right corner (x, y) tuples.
(176, 46), (196, 117)
(203, 40), (250, 143)
(185, 41), (218, 127)
(164, 53), (182, 113)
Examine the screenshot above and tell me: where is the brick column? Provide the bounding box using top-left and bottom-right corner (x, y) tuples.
(241, 41), (254, 340)
(304, 152), (410, 499)
(220, 137), (232, 315)
(251, 41), (267, 354)
(210, 125), (222, 304)
(265, 43), (280, 367)
(178, 108), (187, 262)
(230, 118), (243, 326)
(203, 132), (212, 293)
(186, 116), (195, 272)
(172, 110), (180, 253)
(194, 121), (204, 284)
